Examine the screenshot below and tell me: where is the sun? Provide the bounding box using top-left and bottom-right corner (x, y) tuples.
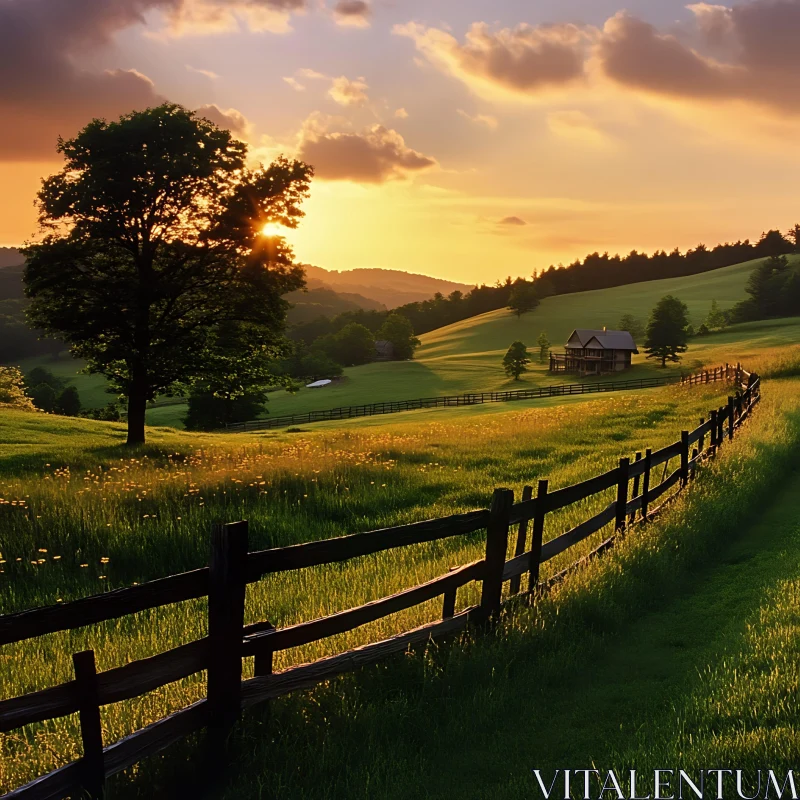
(260, 222), (286, 237)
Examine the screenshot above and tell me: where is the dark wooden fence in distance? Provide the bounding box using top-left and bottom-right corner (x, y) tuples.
(0, 364), (760, 799)
(226, 363), (740, 432)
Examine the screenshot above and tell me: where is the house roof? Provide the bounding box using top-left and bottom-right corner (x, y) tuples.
(566, 329), (639, 353)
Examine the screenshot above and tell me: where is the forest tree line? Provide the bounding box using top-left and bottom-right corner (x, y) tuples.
(289, 227), (800, 353)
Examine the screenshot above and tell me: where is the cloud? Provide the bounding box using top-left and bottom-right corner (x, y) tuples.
(284, 76), (307, 91)
(598, 1), (800, 115)
(163, 0), (308, 36)
(687, 3), (735, 46)
(498, 216), (527, 226)
(328, 76), (370, 106)
(186, 64), (220, 79)
(297, 115), (437, 182)
(395, 21), (590, 98)
(333, 0), (370, 28)
(196, 104), (252, 137)
(394, 108), (409, 119)
(0, 0), (173, 160)
(547, 110), (610, 146)
(457, 109), (499, 129)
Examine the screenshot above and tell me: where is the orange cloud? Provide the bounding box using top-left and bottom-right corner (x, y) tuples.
(328, 76), (370, 107)
(598, 1), (800, 115)
(333, 0), (370, 29)
(297, 116), (437, 182)
(395, 21), (591, 98)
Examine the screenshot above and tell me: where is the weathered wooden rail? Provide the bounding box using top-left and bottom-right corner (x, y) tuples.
(0, 364), (760, 799)
(226, 363), (737, 432)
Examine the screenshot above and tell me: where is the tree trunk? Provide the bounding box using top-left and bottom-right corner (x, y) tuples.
(126, 376), (148, 446)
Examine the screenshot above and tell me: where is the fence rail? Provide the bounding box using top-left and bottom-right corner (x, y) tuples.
(226, 363), (739, 432)
(0, 363), (760, 799)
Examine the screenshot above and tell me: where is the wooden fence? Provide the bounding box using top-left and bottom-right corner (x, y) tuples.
(0, 364), (761, 799)
(225, 366), (738, 432)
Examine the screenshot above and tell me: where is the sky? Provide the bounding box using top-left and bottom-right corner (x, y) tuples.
(2, 0), (800, 285)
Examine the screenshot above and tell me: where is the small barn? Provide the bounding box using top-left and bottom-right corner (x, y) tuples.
(550, 328), (638, 375)
(374, 340), (395, 361)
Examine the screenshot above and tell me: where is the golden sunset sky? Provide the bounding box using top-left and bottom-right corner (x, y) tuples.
(2, 0), (800, 284)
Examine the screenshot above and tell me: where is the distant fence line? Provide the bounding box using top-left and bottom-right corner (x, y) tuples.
(0, 364), (760, 800)
(226, 363), (740, 433)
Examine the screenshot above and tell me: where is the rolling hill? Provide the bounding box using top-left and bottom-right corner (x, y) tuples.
(145, 255), (769, 426)
(301, 264), (473, 308)
(5, 254), (790, 427)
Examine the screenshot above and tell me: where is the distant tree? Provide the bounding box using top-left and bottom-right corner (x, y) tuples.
(754, 229), (794, 258)
(82, 402), (122, 422)
(503, 341), (530, 380)
(787, 224), (800, 253)
(184, 390), (267, 431)
(617, 314), (645, 342)
(299, 351), (343, 381)
(705, 299), (727, 330)
(536, 331), (551, 362)
(0, 367), (36, 411)
(697, 323), (710, 336)
(508, 282), (540, 317)
(30, 382), (57, 412)
(25, 367), (65, 393)
(55, 385), (82, 416)
(685, 324), (695, 338)
(24, 103), (312, 445)
(327, 323), (376, 366)
(645, 296), (690, 367)
(377, 313), (420, 360)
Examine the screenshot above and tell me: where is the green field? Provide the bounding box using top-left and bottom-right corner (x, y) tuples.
(6, 257), (781, 428)
(3, 253), (800, 797)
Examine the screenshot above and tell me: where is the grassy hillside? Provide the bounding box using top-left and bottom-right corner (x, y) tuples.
(146, 256), (778, 426)
(5, 255), (789, 427)
(1, 336), (799, 795)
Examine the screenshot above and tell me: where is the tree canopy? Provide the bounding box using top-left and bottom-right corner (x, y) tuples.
(0, 367), (36, 411)
(24, 104), (312, 444)
(617, 314), (645, 342)
(730, 255), (800, 322)
(644, 296), (690, 367)
(503, 341), (530, 380)
(376, 313), (420, 360)
(508, 282), (540, 317)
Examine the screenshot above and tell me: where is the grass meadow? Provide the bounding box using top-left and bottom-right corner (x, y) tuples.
(12, 256), (798, 429)
(0, 335), (799, 796)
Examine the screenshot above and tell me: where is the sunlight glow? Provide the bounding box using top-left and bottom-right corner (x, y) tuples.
(261, 222), (286, 237)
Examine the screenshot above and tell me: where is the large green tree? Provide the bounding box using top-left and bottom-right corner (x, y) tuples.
(644, 295), (690, 367)
(24, 104), (312, 444)
(376, 313), (420, 360)
(503, 341), (530, 380)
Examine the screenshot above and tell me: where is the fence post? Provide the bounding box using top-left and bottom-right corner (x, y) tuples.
(479, 488), (514, 621)
(680, 431), (690, 487)
(615, 457), (630, 532)
(528, 480), (548, 593)
(629, 452), (642, 524)
(691, 447), (699, 480)
(207, 520), (249, 743)
(509, 485), (533, 596)
(641, 449), (652, 522)
(442, 566), (459, 619)
(710, 409), (719, 448)
(699, 417), (706, 452)
(728, 397), (735, 441)
(72, 650), (105, 800)
(253, 621), (276, 678)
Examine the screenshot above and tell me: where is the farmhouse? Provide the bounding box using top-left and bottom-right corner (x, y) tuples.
(549, 328), (638, 375)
